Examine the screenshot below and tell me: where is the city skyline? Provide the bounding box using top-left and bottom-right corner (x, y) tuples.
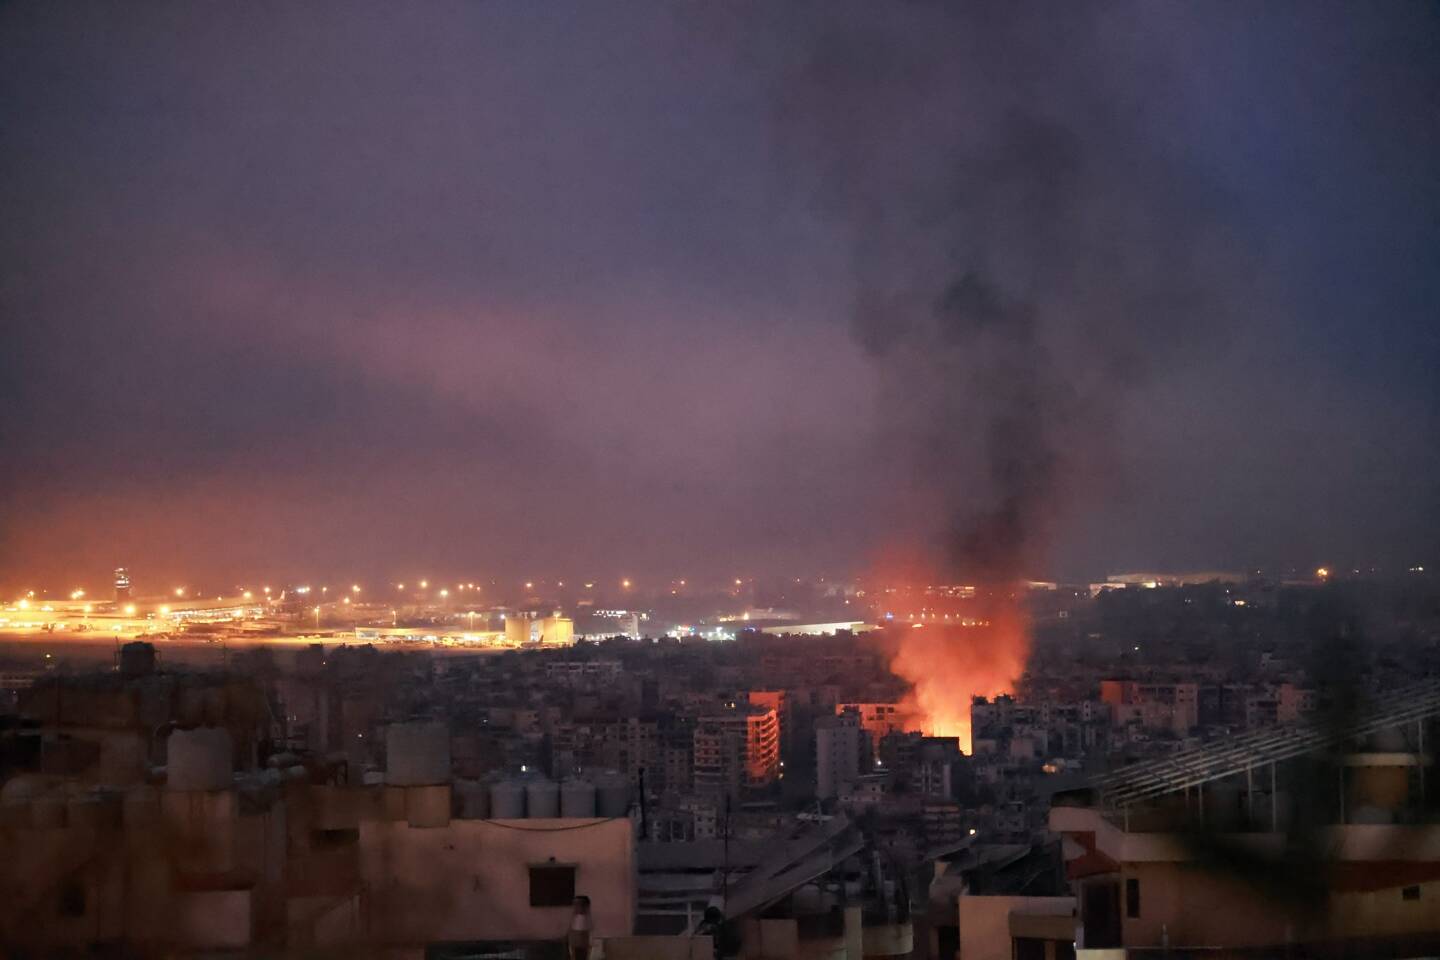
(3, 3), (1438, 590)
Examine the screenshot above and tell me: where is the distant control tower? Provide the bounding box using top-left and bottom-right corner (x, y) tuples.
(114, 567), (132, 603)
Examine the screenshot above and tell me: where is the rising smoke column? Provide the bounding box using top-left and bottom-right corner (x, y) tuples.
(766, 4), (1240, 746)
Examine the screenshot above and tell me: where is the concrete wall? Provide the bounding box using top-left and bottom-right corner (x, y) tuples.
(357, 816), (635, 946)
(958, 896), (1074, 960)
(1328, 879), (1440, 938)
(1120, 862), (1295, 948)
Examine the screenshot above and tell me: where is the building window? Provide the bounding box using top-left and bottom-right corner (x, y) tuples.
(529, 864), (576, 907)
(1402, 885), (1421, 901)
(1126, 878), (1141, 918)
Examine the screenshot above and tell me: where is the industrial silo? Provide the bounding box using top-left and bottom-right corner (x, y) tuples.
(525, 777), (560, 818)
(166, 727), (233, 791)
(504, 614), (532, 646)
(490, 780), (526, 819)
(560, 778), (596, 818)
(384, 720), (451, 786)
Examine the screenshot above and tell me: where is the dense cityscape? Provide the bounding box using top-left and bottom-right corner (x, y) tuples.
(3, 565), (1439, 956)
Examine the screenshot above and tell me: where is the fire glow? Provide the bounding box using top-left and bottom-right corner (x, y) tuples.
(889, 599), (1029, 754)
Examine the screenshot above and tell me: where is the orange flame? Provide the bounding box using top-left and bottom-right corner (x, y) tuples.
(889, 600), (1029, 753)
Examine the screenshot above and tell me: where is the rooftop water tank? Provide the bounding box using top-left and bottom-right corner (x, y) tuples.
(167, 727), (233, 791)
(490, 780), (526, 819)
(385, 721), (451, 786)
(525, 778), (560, 819)
(454, 779), (490, 819)
(560, 779), (596, 818)
(594, 771), (631, 817)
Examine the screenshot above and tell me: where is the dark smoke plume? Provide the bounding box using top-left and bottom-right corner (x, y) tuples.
(768, 4), (1239, 580)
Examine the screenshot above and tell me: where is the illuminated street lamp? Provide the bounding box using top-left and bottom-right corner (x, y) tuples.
(622, 579), (632, 589)
(439, 588), (449, 599)
(70, 589), (85, 600)
(419, 579), (429, 589)
(124, 604), (137, 616)
(242, 590), (253, 600)
(351, 584), (361, 594)
(174, 587), (185, 598)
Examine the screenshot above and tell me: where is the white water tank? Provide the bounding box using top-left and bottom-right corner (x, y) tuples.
(490, 780), (526, 819)
(385, 721), (450, 786)
(525, 778), (560, 818)
(595, 772), (631, 817)
(560, 779), (596, 818)
(454, 779), (490, 819)
(167, 727), (233, 791)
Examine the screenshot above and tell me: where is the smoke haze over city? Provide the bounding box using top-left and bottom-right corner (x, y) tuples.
(3, 1), (1438, 592)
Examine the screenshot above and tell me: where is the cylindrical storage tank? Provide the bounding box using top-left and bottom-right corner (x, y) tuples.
(594, 772), (631, 817)
(525, 778), (559, 819)
(384, 721), (451, 786)
(454, 779), (490, 820)
(560, 779), (596, 818)
(490, 780), (526, 819)
(166, 727), (233, 791)
(32, 794), (66, 828)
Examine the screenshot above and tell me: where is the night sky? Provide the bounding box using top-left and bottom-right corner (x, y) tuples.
(2, 2), (1437, 591)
